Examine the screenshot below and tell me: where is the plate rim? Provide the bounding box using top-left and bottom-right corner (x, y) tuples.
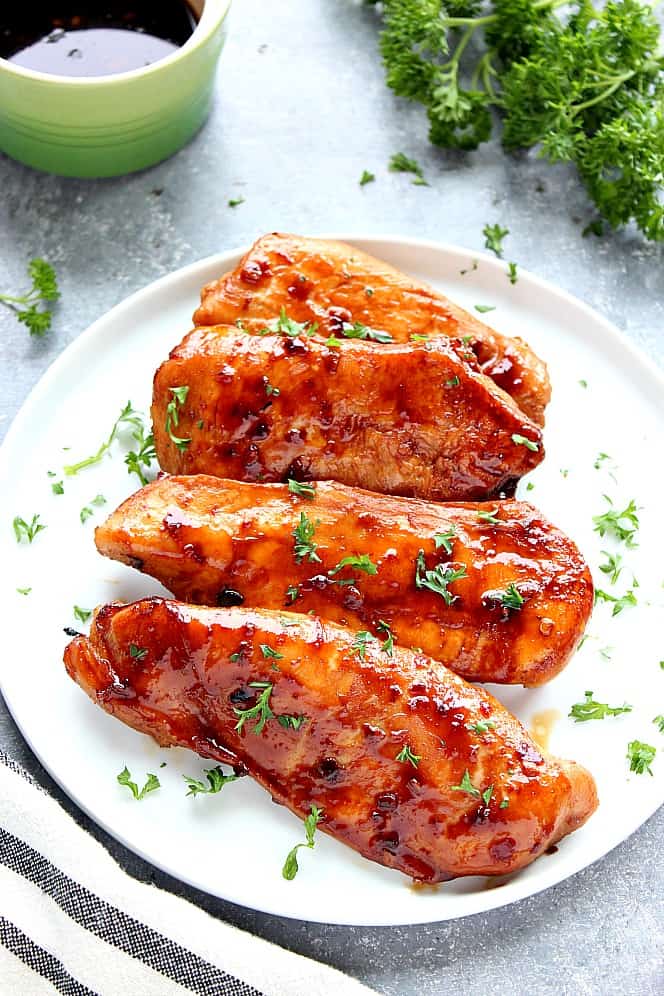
(1, 234), (663, 926)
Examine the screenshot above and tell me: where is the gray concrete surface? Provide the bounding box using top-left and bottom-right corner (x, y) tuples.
(1, 2), (662, 994)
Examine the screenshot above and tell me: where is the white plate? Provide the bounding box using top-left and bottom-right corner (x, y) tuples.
(1, 237), (663, 926)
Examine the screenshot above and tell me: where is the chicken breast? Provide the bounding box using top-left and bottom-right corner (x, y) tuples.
(151, 326), (543, 502)
(96, 477), (593, 687)
(64, 599), (597, 882)
(194, 233), (551, 425)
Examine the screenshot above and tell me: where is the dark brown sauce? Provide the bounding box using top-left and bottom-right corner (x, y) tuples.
(1, 3), (198, 77)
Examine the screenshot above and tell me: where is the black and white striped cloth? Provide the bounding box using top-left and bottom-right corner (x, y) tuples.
(0, 752), (377, 996)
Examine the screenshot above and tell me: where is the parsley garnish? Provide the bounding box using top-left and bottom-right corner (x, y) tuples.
(277, 714), (307, 731)
(474, 304), (495, 313)
(501, 583), (525, 610)
(264, 378), (280, 397)
(330, 554), (378, 576)
(483, 223), (509, 258)
(282, 804), (324, 880)
(415, 551), (467, 605)
(260, 644), (283, 660)
(445, 375), (460, 387)
(433, 528), (456, 554)
(653, 715), (664, 734)
(73, 605), (91, 624)
(286, 584), (300, 604)
(594, 588), (637, 617)
(80, 506), (93, 524)
(292, 511), (321, 564)
(64, 401), (144, 476)
(593, 497), (639, 547)
(16, 587), (31, 596)
(233, 682), (274, 734)
(184, 766), (239, 796)
(467, 719), (495, 735)
(579, 379), (588, 389)
(269, 307), (316, 339)
(13, 514), (46, 544)
(352, 631), (377, 660)
(359, 169), (376, 186)
(376, 619), (395, 656)
(627, 740), (656, 776)
(511, 433), (539, 452)
(51, 481), (64, 495)
(129, 643), (148, 661)
(569, 690), (632, 722)
(117, 766), (160, 801)
(288, 479), (315, 500)
(599, 550), (623, 585)
(395, 743), (421, 767)
(0, 258), (59, 336)
(125, 422), (157, 486)
(339, 321), (393, 344)
(389, 152), (428, 185)
(450, 769), (481, 799)
(477, 506), (500, 525)
(507, 262), (518, 285)
(228, 197), (245, 208)
(165, 386), (191, 451)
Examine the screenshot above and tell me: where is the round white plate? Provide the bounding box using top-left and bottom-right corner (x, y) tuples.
(2, 237), (663, 926)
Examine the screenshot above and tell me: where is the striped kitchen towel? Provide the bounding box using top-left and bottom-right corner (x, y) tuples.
(0, 751), (377, 996)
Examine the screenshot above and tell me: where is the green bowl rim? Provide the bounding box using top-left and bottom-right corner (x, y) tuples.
(0, 0), (232, 88)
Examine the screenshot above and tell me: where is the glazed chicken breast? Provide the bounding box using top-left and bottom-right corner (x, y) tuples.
(193, 233), (551, 426)
(151, 326), (543, 502)
(95, 476), (593, 687)
(64, 599), (598, 882)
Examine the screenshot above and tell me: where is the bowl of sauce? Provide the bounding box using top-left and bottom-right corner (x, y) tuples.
(0, 2), (231, 177)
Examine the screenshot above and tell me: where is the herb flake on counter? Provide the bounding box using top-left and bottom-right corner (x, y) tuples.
(483, 224), (509, 258)
(73, 606), (91, 624)
(593, 497), (639, 547)
(184, 766), (239, 797)
(234, 682), (274, 735)
(282, 804), (324, 881)
(293, 511), (321, 564)
(450, 769), (481, 799)
(396, 744), (421, 768)
(627, 740), (656, 776)
(117, 766), (160, 801)
(599, 550), (623, 585)
(376, 619), (395, 656)
(288, 479), (316, 500)
(415, 552), (467, 606)
(64, 401), (144, 476)
(594, 588), (637, 617)
(330, 554), (378, 577)
(13, 514), (46, 544)
(0, 258), (59, 336)
(165, 386), (191, 452)
(474, 304), (496, 313)
(511, 433), (539, 452)
(569, 690), (632, 722)
(388, 152), (428, 185)
(359, 169), (376, 186)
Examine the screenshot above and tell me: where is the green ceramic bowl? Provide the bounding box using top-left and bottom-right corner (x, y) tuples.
(0, 1), (231, 178)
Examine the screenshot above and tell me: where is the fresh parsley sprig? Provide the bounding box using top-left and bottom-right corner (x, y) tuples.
(0, 258), (59, 336)
(389, 152), (428, 185)
(627, 740), (656, 776)
(282, 804), (324, 880)
(415, 551), (467, 605)
(165, 386), (191, 452)
(593, 496), (639, 547)
(292, 511), (321, 564)
(13, 514), (46, 544)
(117, 766), (160, 801)
(233, 682), (274, 735)
(184, 766), (239, 797)
(64, 401), (143, 476)
(569, 690), (632, 722)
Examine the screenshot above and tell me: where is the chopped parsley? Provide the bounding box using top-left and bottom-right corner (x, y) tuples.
(0, 258), (59, 336)
(627, 740), (656, 776)
(13, 514), (46, 544)
(477, 506), (500, 525)
(125, 422), (157, 486)
(129, 643), (148, 661)
(286, 584), (300, 604)
(415, 551), (467, 605)
(395, 743), (421, 767)
(376, 619), (395, 656)
(73, 606), (91, 624)
(653, 715), (664, 734)
(277, 714), (307, 731)
(233, 682), (274, 735)
(389, 152), (428, 185)
(501, 583), (525, 611)
(579, 379), (588, 389)
(474, 304), (495, 313)
(434, 528), (456, 554)
(450, 769), (481, 799)
(117, 766), (160, 801)
(511, 433), (539, 452)
(594, 588), (637, 617)
(483, 223), (509, 258)
(184, 766), (239, 796)
(599, 550), (623, 585)
(352, 630), (377, 660)
(51, 481), (64, 495)
(269, 307), (317, 339)
(165, 386), (191, 451)
(593, 497), (639, 547)
(359, 169), (376, 186)
(264, 378), (280, 397)
(292, 511), (321, 564)
(330, 554), (378, 576)
(16, 587), (31, 596)
(445, 375), (460, 387)
(467, 719), (495, 735)
(339, 321), (393, 344)
(228, 197), (245, 208)
(64, 401), (144, 476)
(260, 644), (284, 660)
(288, 479), (315, 500)
(569, 690), (632, 722)
(282, 804), (324, 880)
(507, 262), (518, 284)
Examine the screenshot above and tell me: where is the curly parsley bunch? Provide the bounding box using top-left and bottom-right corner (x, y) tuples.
(369, 0), (664, 240)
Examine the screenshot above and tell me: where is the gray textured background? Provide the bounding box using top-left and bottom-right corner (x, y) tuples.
(1, 2), (662, 994)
